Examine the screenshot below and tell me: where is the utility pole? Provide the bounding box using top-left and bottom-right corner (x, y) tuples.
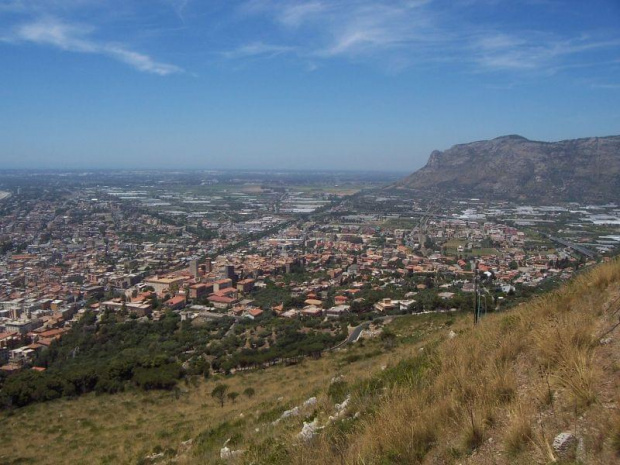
(473, 259), (479, 325)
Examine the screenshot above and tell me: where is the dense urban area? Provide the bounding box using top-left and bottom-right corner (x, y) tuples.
(0, 170), (619, 408)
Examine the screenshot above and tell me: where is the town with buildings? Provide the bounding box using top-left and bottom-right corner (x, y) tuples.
(0, 170), (618, 380)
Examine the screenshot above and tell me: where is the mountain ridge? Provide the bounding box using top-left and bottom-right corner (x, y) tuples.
(397, 134), (620, 202)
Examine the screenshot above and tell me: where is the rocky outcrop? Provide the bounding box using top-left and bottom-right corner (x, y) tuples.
(397, 135), (620, 202)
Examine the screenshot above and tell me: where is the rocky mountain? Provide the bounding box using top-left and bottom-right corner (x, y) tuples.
(397, 135), (620, 202)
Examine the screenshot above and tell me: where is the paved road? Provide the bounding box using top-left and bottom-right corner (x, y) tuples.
(334, 316), (399, 349)
(347, 321), (370, 343)
(335, 310), (460, 349)
(327, 321), (370, 351)
(545, 234), (597, 258)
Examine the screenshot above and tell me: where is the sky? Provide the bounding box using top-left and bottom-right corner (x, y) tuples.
(0, 0), (619, 172)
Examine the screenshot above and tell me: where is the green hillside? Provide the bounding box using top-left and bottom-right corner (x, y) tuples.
(2, 259), (620, 464)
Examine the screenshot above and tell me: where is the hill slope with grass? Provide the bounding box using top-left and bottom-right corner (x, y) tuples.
(2, 259), (620, 464)
(286, 258), (620, 465)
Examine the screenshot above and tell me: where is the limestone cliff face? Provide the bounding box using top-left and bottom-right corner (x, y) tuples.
(397, 135), (620, 202)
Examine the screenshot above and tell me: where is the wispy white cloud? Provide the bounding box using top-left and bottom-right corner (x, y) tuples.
(163, 0), (192, 23)
(2, 0), (619, 79)
(0, 0), (112, 16)
(316, 3), (436, 57)
(229, 0), (620, 76)
(6, 18), (183, 75)
(233, 0), (443, 62)
(222, 41), (296, 59)
(471, 33), (620, 71)
(238, 0), (329, 32)
(277, 1), (327, 28)
(105, 45), (183, 75)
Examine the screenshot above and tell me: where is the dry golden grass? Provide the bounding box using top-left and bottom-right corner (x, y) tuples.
(503, 403), (534, 456)
(610, 406), (620, 458)
(0, 313), (456, 464)
(3, 259), (620, 465)
(0, 359), (337, 464)
(281, 258), (620, 465)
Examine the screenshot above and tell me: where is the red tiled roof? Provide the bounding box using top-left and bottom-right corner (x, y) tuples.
(164, 295), (186, 306)
(207, 295), (236, 303)
(36, 329), (66, 338)
(214, 288), (236, 296)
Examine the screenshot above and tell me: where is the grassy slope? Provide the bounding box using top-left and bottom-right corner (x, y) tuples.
(290, 258), (620, 465)
(0, 313), (457, 464)
(2, 259), (620, 464)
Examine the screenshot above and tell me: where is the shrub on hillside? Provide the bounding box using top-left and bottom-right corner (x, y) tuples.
(132, 363), (182, 391)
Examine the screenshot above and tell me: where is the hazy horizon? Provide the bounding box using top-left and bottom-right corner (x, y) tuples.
(1, 0), (619, 171)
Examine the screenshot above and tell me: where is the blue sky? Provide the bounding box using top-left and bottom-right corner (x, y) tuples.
(1, 0), (619, 172)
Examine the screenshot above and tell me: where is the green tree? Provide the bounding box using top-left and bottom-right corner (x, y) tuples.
(243, 387), (255, 399)
(227, 391), (239, 404)
(380, 328), (397, 349)
(211, 383), (229, 407)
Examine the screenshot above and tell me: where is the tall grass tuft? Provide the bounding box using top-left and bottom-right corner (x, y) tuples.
(504, 404), (534, 456)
